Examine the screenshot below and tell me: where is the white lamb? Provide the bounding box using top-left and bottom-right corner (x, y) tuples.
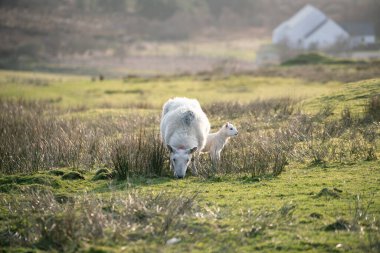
(202, 122), (238, 165)
(160, 97), (210, 178)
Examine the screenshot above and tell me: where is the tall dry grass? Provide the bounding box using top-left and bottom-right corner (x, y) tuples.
(0, 99), (160, 174)
(0, 97), (377, 178)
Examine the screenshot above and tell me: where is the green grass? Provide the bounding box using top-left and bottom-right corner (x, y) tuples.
(1, 161), (379, 252)
(0, 68), (379, 252)
(0, 70), (342, 111)
(281, 53), (361, 66)
(303, 78), (380, 114)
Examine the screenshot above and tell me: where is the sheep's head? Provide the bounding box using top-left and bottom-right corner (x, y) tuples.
(224, 122), (238, 136)
(167, 145), (197, 179)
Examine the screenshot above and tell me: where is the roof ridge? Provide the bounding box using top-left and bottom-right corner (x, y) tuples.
(304, 17), (329, 39)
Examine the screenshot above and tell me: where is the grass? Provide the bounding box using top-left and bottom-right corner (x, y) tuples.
(303, 79), (380, 114)
(0, 69), (341, 110)
(126, 39), (264, 61)
(1, 162), (379, 252)
(281, 53), (365, 66)
(0, 66), (379, 252)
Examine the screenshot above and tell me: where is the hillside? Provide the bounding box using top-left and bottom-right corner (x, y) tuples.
(1, 0), (379, 75)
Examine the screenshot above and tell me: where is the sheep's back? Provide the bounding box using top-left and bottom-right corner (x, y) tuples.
(161, 105), (210, 149)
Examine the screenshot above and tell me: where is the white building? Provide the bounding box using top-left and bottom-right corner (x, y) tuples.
(272, 4), (372, 50)
(341, 23), (376, 48)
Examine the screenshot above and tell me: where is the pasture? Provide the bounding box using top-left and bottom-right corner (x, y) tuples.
(0, 62), (379, 252)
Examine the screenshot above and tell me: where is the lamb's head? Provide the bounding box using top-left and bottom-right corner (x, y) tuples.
(167, 145), (197, 179)
(223, 122), (238, 136)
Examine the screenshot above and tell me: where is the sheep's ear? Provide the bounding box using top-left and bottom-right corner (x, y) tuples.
(188, 147), (198, 154)
(225, 122), (229, 128)
(167, 145), (174, 153)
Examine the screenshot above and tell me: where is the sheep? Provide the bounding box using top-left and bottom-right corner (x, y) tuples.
(161, 97), (201, 119)
(160, 97), (210, 178)
(202, 122), (238, 166)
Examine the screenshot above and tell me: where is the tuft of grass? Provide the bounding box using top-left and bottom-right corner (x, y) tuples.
(111, 130), (169, 179)
(0, 174), (61, 190)
(92, 172), (112, 181)
(365, 94), (380, 122)
(325, 218), (351, 231)
(48, 170), (65, 176)
(61, 171), (85, 180)
(315, 188), (341, 199)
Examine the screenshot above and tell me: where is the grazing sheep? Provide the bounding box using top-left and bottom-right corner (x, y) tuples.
(202, 122), (238, 165)
(161, 97), (201, 119)
(160, 97), (210, 178)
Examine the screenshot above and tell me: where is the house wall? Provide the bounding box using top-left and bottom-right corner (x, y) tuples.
(272, 22), (289, 44)
(272, 5), (326, 48)
(303, 19), (349, 49)
(350, 36), (376, 48)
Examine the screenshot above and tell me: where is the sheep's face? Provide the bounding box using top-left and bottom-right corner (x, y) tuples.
(167, 145), (197, 179)
(224, 122), (238, 136)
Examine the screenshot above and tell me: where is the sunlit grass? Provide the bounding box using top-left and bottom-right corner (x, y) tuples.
(0, 69), (379, 252)
(127, 39), (267, 61)
(0, 70), (344, 111)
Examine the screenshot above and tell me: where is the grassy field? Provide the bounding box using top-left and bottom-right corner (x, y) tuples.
(0, 63), (379, 252)
(0, 69), (341, 109)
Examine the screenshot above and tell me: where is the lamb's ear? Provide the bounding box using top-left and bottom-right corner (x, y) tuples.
(188, 147), (198, 154)
(167, 145), (174, 153)
(225, 122), (229, 128)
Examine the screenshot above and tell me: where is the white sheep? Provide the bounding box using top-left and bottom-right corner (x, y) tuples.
(160, 97), (210, 178)
(161, 97), (201, 119)
(202, 122), (238, 165)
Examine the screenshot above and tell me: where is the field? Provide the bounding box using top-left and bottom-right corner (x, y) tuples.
(0, 61), (380, 252)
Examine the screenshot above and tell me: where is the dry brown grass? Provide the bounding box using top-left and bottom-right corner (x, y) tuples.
(0, 188), (201, 251)
(1, 97), (378, 178)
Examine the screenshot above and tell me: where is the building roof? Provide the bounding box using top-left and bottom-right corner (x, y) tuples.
(285, 4), (327, 39)
(341, 23), (375, 36)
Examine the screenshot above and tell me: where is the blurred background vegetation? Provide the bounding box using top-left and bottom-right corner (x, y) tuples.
(1, 0), (379, 75)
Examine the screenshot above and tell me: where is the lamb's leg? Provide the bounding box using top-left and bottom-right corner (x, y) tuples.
(216, 151), (221, 163)
(210, 151), (219, 172)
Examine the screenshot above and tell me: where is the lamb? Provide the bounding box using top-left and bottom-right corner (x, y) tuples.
(160, 97), (210, 178)
(202, 122), (238, 165)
